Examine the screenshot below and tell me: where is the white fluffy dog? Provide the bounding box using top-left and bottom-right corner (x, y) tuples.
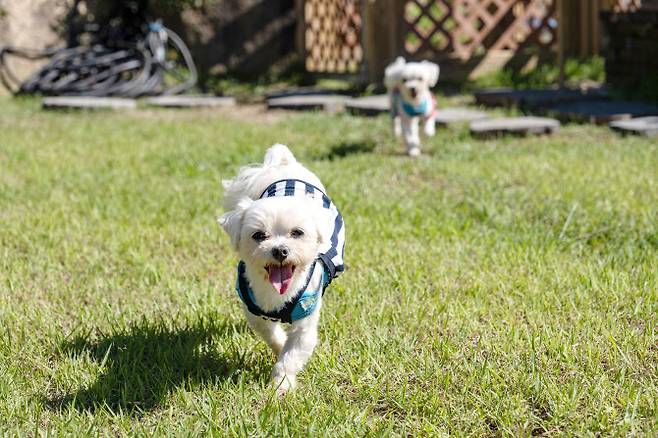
(219, 144), (345, 394)
(384, 57), (440, 156)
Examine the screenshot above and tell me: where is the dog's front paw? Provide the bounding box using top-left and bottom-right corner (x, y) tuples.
(273, 375), (296, 396)
(271, 373), (296, 396)
(424, 122), (436, 137)
(407, 146), (421, 157)
(270, 364), (297, 396)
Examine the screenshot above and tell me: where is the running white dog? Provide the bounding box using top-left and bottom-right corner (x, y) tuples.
(219, 144), (345, 394)
(384, 57), (440, 156)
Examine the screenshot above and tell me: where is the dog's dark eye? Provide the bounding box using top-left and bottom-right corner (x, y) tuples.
(290, 228), (305, 238)
(251, 231), (268, 242)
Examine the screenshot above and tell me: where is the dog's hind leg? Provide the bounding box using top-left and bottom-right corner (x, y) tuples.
(393, 116), (402, 137)
(270, 309), (320, 394)
(245, 311), (287, 356)
(423, 116), (436, 137)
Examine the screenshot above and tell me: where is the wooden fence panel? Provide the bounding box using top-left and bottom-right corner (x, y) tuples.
(300, 0), (626, 81)
(402, 0), (558, 61)
(303, 0), (363, 73)
(603, 0), (642, 11)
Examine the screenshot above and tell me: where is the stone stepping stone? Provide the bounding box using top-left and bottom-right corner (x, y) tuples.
(266, 94), (350, 112)
(345, 94), (389, 115)
(42, 96), (137, 110)
(470, 117), (560, 137)
(435, 108), (488, 125)
(475, 87), (607, 109)
(610, 116), (658, 137)
(265, 87), (342, 99)
(346, 95), (490, 125)
(143, 95), (236, 108)
(542, 100), (658, 124)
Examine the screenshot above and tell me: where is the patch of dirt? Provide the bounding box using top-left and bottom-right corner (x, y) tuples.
(130, 104), (292, 124)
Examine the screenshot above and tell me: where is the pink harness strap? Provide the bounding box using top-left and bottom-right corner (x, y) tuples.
(426, 94), (438, 120)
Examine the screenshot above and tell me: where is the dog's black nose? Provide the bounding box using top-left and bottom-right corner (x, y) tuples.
(271, 246), (289, 262)
(410, 87), (417, 98)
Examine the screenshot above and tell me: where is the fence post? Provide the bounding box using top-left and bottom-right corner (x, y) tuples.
(559, 0), (602, 60)
(295, 0), (306, 65)
(363, 0), (406, 84)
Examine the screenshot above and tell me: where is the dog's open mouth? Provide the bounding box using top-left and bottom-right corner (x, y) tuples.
(265, 264), (296, 294)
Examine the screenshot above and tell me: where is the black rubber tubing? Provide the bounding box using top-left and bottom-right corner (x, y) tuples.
(0, 23), (198, 97)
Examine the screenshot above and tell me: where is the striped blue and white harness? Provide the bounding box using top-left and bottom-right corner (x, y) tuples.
(236, 179), (346, 324)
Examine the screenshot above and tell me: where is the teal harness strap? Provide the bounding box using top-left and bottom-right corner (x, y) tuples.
(289, 268), (327, 321)
(236, 260), (329, 324)
(401, 98), (429, 116)
(391, 90), (434, 117)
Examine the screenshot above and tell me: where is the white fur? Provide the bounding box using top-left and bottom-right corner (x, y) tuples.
(219, 144), (331, 395)
(384, 57), (440, 156)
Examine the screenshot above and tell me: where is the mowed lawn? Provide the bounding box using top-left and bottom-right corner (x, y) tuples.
(0, 97), (656, 436)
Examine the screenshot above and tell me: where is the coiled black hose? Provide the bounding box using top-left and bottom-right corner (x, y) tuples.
(0, 22), (197, 97)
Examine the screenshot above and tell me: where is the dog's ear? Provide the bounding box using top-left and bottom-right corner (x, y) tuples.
(312, 206), (332, 246)
(384, 57), (406, 89)
(421, 61), (440, 87)
(218, 197), (253, 250)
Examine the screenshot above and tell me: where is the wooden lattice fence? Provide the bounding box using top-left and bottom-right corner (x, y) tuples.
(605, 0), (643, 11)
(303, 0), (363, 72)
(298, 0), (641, 80)
(402, 0), (557, 60)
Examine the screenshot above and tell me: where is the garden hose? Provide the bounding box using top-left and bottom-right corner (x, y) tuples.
(0, 22), (197, 97)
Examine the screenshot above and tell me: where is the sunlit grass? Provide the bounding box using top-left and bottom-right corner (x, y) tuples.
(0, 97), (656, 435)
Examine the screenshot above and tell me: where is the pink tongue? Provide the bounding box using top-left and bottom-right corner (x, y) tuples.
(268, 265), (294, 294)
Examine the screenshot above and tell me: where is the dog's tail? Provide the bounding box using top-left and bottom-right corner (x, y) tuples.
(264, 143), (297, 167)
(221, 144), (297, 211)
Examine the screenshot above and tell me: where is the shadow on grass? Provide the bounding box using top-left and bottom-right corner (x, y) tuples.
(46, 317), (267, 415)
(320, 140), (376, 161)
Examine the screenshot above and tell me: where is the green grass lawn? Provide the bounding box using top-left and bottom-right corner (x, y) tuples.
(1, 97), (656, 436)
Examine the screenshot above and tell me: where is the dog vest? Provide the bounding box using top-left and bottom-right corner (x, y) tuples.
(391, 88), (438, 119)
(235, 179), (345, 323)
(236, 260), (329, 324)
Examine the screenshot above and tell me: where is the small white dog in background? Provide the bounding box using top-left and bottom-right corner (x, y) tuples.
(219, 144), (345, 395)
(385, 57), (440, 156)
